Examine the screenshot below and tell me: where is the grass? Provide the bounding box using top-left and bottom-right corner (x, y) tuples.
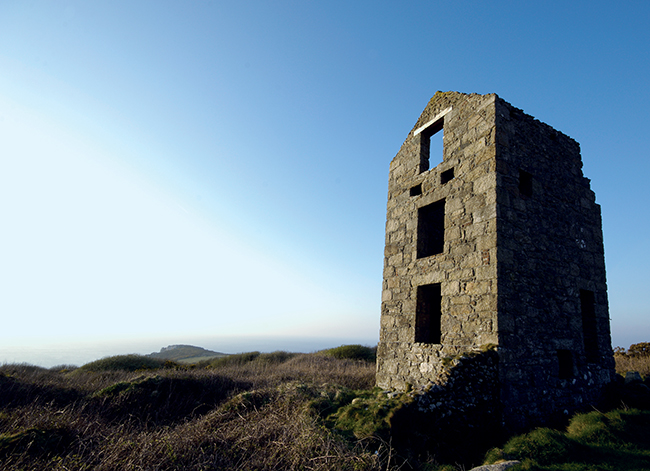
(75, 354), (173, 372)
(483, 409), (650, 470)
(176, 355), (223, 364)
(477, 345), (650, 470)
(0, 351), (386, 470)
(317, 344), (377, 362)
(325, 387), (414, 439)
(2, 344), (650, 470)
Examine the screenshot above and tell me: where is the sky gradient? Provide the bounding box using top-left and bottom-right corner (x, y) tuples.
(1, 1), (649, 366)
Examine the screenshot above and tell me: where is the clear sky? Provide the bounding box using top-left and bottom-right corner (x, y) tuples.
(1, 1), (649, 366)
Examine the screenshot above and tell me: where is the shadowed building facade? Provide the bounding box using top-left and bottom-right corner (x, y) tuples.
(376, 91), (614, 430)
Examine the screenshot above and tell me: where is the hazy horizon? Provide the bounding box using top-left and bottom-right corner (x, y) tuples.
(3, 328), (646, 369)
(0, 334), (380, 368)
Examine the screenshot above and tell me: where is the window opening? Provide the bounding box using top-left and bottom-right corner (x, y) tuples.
(557, 350), (574, 379)
(413, 108), (450, 175)
(441, 168), (454, 185)
(419, 121), (443, 173)
(410, 184), (422, 197)
(417, 199), (445, 258)
(581, 289), (598, 362)
(519, 170), (533, 197)
(415, 284), (442, 344)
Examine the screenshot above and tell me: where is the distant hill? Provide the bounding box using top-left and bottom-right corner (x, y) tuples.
(148, 345), (228, 364)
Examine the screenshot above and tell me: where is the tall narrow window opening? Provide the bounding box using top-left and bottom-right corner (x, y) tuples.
(413, 108), (451, 174)
(417, 199), (445, 258)
(415, 284), (442, 344)
(418, 120), (443, 173)
(557, 350), (574, 379)
(581, 289), (598, 362)
(519, 170), (533, 197)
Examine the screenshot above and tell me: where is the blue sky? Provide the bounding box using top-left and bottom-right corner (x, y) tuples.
(1, 1), (649, 366)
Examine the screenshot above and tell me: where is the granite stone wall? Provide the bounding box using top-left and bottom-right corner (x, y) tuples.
(493, 98), (614, 429)
(376, 91), (614, 431)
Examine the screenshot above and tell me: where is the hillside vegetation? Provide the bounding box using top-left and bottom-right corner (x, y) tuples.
(484, 409), (650, 470)
(148, 344), (227, 364)
(0, 350), (389, 470)
(1, 344), (650, 470)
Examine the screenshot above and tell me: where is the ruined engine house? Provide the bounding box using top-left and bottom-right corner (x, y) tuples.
(376, 91), (614, 430)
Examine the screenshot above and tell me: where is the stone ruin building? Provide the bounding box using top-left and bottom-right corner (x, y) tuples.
(376, 91), (615, 431)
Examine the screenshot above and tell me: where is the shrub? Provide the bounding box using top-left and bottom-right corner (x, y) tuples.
(205, 350), (297, 368)
(628, 343), (650, 357)
(614, 344), (650, 378)
(77, 354), (175, 372)
(256, 350), (298, 364)
(91, 372), (242, 425)
(0, 426), (74, 459)
(318, 345), (377, 362)
(0, 365), (82, 408)
(203, 351), (261, 368)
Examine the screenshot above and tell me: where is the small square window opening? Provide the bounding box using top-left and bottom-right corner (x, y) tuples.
(441, 168), (454, 185)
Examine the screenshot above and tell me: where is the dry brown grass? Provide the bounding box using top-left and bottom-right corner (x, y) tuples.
(208, 353), (376, 390)
(0, 354), (390, 470)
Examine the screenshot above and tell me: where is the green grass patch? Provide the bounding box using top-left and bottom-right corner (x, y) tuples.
(484, 409), (650, 470)
(323, 388), (414, 439)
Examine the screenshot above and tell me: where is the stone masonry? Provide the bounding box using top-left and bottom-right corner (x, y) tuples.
(376, 91), (615, 431)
